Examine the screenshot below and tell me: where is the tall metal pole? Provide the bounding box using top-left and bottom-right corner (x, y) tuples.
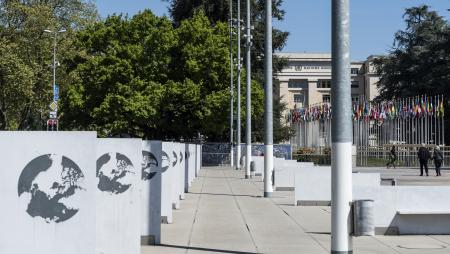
(52, 32), (57, 106)
(331, 0), (353, 253)
(229, 0), (235, 168)
(236, 0), (242, 170)
(245, 0), (252, 178)
(264, 0), (274, 197)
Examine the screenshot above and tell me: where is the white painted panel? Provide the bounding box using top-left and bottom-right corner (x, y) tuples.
(178, 143), (186, 200)
(294, 167), (380, 203)
(0, 131), (97, 254)
(141, 140), (162, 243)
(161, 142), (174, 223)
(354, 186), (450, 234)
(96, 138), (141, 254)
(170, 143), (181, 209)
(274, 161), (314, 189)
(251, 156), (265, 176)
(187, 144), (196, 187)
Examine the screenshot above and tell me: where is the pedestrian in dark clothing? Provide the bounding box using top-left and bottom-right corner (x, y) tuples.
(418, 144), (431, 176)
(432, 146), (443, 176)
(386, 146), (397, 169)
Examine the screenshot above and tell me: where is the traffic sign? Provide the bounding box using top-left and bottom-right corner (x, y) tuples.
(49, 101), (58, 111)
(49, 111), (57, 119)
(54, 84), (59, 101)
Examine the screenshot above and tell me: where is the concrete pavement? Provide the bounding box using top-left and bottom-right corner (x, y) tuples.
(142, 167), (450, 254)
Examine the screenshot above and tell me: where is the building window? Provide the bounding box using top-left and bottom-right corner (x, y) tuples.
(288, 79), (308, 89)
(322, 94), (331, 103)
(352, 95), (360, 104)
(351, 68), (359, 75)
(317, 79), (331, 89)
(351, 81), (359, 88)
(294, 94), (305, 104)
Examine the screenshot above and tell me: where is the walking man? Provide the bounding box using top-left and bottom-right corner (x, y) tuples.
(432, 146), (443, 176)
(418, 143), (431, 176)
(386, 146), (397, 169)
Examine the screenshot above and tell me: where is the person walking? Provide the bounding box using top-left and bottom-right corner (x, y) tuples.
(418, 143), (431, 176)
(386, 146), (397, 169)
(432, 146), (443, 176)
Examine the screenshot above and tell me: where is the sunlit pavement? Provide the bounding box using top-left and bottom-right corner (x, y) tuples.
(142, 167), (450, 254)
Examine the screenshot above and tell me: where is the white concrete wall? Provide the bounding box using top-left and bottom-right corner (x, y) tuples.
(161, 142), (174, 223)
(0, 131), (97, 254)
(274, 160), (314, 190)
(184, 144), (190, 192)
(354, 186), (450, 235)
(196, 145), (201, 175)
(178, 143), (186, 200)
(141, 140), (162, 243)
(252, 156), (264, 176)
(170, 142), (181, 209)
(96, 138), (141, 254)
(188, 144), (196, 185)
(294, 167), (380, 205)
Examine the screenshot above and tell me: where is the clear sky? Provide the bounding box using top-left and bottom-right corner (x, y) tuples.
(96, 0), (450, 61)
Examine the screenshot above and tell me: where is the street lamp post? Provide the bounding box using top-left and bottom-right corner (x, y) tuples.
(236, 0), (242, 170)
(331, 0), (353, 253)
(229, 0), (235, 168)
(264, 0), (274, 197)
(44, 28), (66, 131)
(245, 0), (252, 179)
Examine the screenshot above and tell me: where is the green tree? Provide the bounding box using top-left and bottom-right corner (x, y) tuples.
(374, 5), (450, 143)
(62, 10), (265, 141)
(374, 5), (450, 100)
(164, 0), (293, 143)
(0, 0), (97, 130)
(62, 11), (172, 137)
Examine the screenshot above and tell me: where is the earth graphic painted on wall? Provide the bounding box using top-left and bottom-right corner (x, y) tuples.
(17, 154), (85, 223)
(161, 151), (170, 172)
(142, 151), (158, 180)
(97, 153), (135, 194)
(172, 151), (178, 167)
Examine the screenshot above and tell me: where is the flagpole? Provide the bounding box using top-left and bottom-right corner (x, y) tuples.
(263, 0), (274, 197)
(331, 0), (353, 251)
(244, 0), (252, 179)
(229, 0), (235, 168)
(236, 0), (242, 170)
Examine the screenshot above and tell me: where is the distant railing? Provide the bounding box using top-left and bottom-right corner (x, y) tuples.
(357, 145), (449, 167)
(292, 145), (449, 167)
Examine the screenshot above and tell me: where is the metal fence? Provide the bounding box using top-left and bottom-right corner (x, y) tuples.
(202, 143), (292, 166)
(357, 145), (450, 167)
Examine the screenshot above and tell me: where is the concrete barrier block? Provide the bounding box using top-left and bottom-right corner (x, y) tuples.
(96, 138), (141, 253)
(141, 140), (163, 244)
(0, 131), (97, 254)
(161, 142), (174, 223)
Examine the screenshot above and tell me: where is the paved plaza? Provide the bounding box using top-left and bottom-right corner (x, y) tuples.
(142, 167), (450, 254)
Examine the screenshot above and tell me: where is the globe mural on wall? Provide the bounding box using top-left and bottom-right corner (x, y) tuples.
(17, 154), (85, 223)
(172, 151), (178, 167)
(97, 153), (135, 194)
(161, 151), (170, 172)
(142, 151), (170, 180)
(142, 151), (158, 180)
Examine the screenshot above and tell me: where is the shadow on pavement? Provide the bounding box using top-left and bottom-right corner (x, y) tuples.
(159, 244), (259, 254)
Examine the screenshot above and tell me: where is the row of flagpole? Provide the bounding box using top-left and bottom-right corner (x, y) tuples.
(290, 95), (446, 166)
(288, 95), (445, 123)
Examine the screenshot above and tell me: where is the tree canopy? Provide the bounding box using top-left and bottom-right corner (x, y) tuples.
(164, 0), (294, 142)
(62, 10), (265, 141)
(374, 5), (450, 100)
(0, 0), (96, 130)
